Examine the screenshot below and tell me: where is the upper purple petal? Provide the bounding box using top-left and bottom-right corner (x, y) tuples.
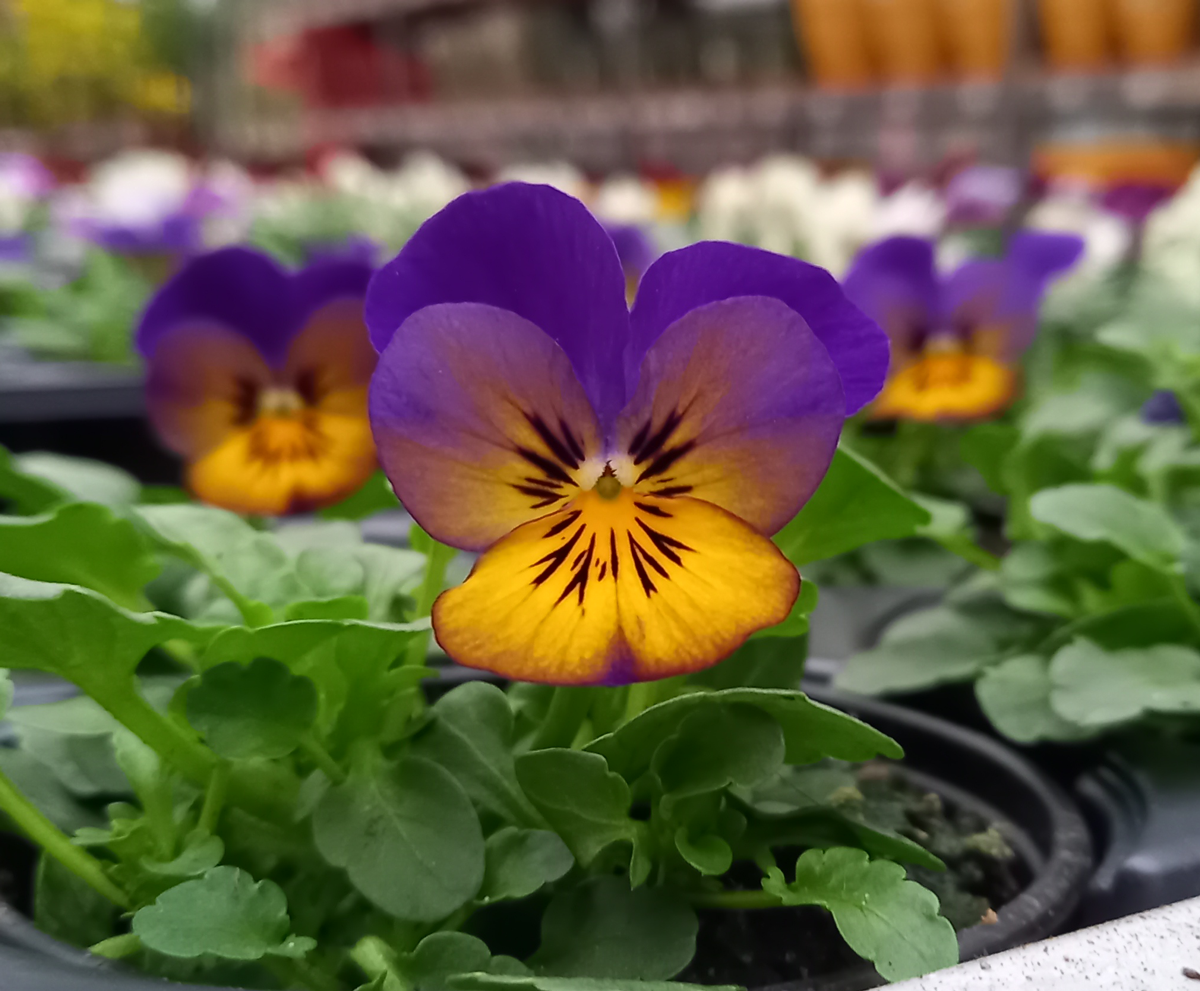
(842, 237), (938, 362)
(603, 222), (657, 279)
(137, 247), (372, 368)
(365, 183), (630, 424)
(630, 242), (889, 417)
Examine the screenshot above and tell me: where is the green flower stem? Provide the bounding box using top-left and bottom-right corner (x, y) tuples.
(198, 761), (230, 835)
(352, 935), (412, 991)
(268, 957), (345, 991)
(934, 535), (1002, 572)
(89, 933), (142, 960)
(0, 766), (129, 908)
(300, 735), (347, 785)
(531, 687), (593, 750)
(405, 540), (456, 668)
(623, 681), (657, 723)
(210, 573), (271, 628)
(688, 888), (782, 910)
(1169, 574), (1200, 640)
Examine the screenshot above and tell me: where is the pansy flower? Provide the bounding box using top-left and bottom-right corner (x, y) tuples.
(137, 247), (377, 515)
(367, 183), (888, 684)
(844, 232), (1082, 422)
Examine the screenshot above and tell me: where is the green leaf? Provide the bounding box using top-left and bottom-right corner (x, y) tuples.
(143, 835), (225, 877)
(0, 748), (105, 833)
(836, 607), (1002, 695)
(960, 422), (1019, 494)
(674, 827), (732, 876)
(0, 573), (211, 686)
(763, 847), (958, 981)
(480, 827), (575, 903)
(186, 657), (318, 760)
(976, 655), (1095, 744)
(1029, 484), (1186, 571)
(313, 755), (485, 921)
(132, 866), (315, 960)
(774, 448), (931, 567)
(1, 449), (139, 511)
(0, 504), (158, 609)
(587, 688), (900, 783)
(515, 750), (639, 868)
(34, 855), (117, 949)
(530, 877), (697, 981)
(750, 579), (819, 640)
(407, 932), (493, 987)
(448, 978), (736, 991)
(409, 682), (543, 826)
(319, 471), (402, 520)
(0, 668), (10, 720)
(651, 703), (785, 815)
(1049, 639), (1200, 727)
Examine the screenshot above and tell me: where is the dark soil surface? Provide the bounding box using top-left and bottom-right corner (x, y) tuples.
(678, 762), (1022, 989)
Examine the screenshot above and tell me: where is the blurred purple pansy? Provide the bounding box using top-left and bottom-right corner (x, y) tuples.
(945, 165), (1025, 228)
(1142, 390), (1185, 425)
(366, 182), (888, 685)
(602, 221), (658, 301)
(844, 232), (1083, 421)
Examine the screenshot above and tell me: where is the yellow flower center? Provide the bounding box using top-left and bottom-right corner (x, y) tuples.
(257, 386), (305, 418)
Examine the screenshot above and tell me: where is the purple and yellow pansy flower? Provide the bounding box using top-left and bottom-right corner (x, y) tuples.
(137, 247), (377, 516)
(844, 232), (1083, 422)
(366, 182), (888, 685)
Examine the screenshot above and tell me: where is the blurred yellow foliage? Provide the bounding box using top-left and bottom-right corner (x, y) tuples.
(0, 0), (189, 126)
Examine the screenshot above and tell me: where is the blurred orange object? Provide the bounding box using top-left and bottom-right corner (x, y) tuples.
(940, 0), (1014, 78)
(1037, 0), (1112, 70)
(1035, 139), (1199, 185)
(1110, 0), (1196, 64)
(790, 0), (876, 87)
(862, 0), (946, 83)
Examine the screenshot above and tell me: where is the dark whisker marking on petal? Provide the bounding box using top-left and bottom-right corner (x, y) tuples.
(511, 484), (565, 509)
(635, 501), (671, 518)
(525, 475), (563, 489)
(525, 413), (580, 470)
(636, 519), (693, 566)
(609, 529), (620, 580)
(559, 418), (586, 463)
(627, 534), (668, 596)
(631, 409), (685, 465)
(627, 421), (651, 459)
(232, 377), (259, 426)
(532, 525), (585, 586)
(557, 533), (596, 606)
(653, 485), (694, 498)
(516, 446), (575, 486)
(598, 561), (608, 581)
(544, 511), (581, 538)
(637, 439), (697, 483)
(295, 367), (322, 407)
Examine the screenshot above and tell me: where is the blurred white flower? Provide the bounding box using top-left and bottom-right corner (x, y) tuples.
(593, 174), (658, 225)
(495, 161), (589, 201)
(872, 182), (946, 240)
(0, 154), (53, 235)
(696, 165), (755, 243)
(84, 150), (195, 229)
(1026, 182), (1130, 279)
(805, 170), (878, 276)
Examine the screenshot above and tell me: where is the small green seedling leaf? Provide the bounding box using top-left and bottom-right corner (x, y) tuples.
(132, 865), (315, 960)
(480, 827), (575, 903)
(186, 657), (318, 760)
(1030, 483), (1186, 571)
(409, 682), (543, 827)
(313, 756), (484, 921)
(976, 655), (1095, 744)
(674, 828), (732, 876)
(775, 447), (931, 567)
(530, 877), (697, 981)
(515, 750), (638, 868)
(763, 847), (958, 981)
(143, 835), (225, 877)
(1049, 639), (1200, 727)
(407, 932), (493, 987)
(0, 503), (158, 608)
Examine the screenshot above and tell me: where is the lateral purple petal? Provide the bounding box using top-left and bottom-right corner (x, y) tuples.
(365, 183), (630, 424)
(293, 255), (375, 327)
(137, 247), (300, 367)
(842, 236), (938, 364)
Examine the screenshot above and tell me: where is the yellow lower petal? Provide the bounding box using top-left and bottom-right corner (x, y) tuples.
(187, 408), (376, 516)
(433, 488), (799, 685)
(872, 353), (1017, 422)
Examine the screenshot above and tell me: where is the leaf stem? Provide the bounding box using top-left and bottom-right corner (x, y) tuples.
(300, 735), (347, 785)
(268, 957), (345, 991)
(933, 535), (1002, 572)
(198, 761), (230, 834)
(404, 539), (455, 667)
(531, 687), (593, 750)
(211, 573), (270, 628)
(1169, 574), (1200, 641)
(623, 681), (657, 723)
(0, 767), (129, 908)
(89, 933), (142, 959)
(687, 888), (782, 910)
(352, 935), (412, 991)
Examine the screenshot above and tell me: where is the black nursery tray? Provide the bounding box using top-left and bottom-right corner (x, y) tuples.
(0, 678), (1093, 991)
(0, 353), (144, 423)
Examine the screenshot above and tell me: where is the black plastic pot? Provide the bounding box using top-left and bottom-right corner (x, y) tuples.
(807, 587), (942, 662)
(0, 678), (1092, 991)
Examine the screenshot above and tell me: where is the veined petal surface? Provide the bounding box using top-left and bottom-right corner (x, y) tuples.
(612, 296), (844, 535)
(433, 488), (799, 684)
(369, 302), (605, 551)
